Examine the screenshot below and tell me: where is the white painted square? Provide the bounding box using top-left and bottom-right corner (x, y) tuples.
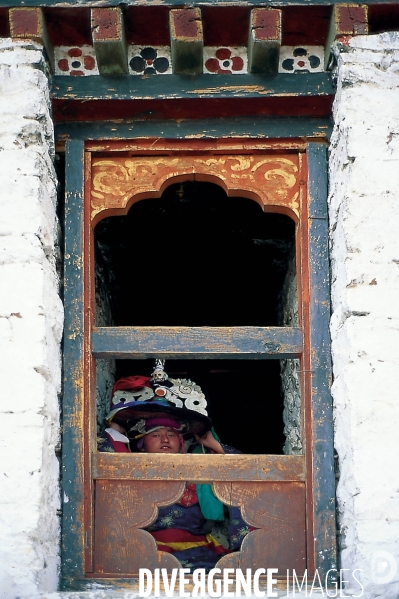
(204, 46), (247, 74)
(128, 46), (172, 75)
(54, 45), (99, 76)
(278, 46), (324, 73)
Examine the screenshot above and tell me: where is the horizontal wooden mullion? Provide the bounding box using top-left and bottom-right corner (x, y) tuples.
(91, 326), (303, 359)
(93, 453), (305, 482)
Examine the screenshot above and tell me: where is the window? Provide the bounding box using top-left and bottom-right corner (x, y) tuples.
(61, 138), (336, 590)
(94, 182), (297, 454)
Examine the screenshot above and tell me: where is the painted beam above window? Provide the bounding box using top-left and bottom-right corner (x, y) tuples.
(0, 0), (396, 6)
(5, 2), (398, 79)
(54, 117), (332, 144)
(51, 72), (334, 100)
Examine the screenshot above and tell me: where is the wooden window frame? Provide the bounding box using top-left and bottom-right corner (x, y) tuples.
(61, 133), (335, 591)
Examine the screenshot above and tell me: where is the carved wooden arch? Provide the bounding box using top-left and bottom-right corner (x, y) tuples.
(90, 153), (302, 226)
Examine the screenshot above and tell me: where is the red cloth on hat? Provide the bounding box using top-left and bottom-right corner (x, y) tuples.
(112, 375), (151, 396)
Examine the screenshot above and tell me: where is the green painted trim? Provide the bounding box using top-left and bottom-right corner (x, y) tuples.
(94, 41), (129, 77)
(55, 117), (332, 142)
(92, 326), (304, 359)
(1, 0), (393, 7)
(51, 72), (334, 101)
(61, 139), (86, 589)
(307, 142), (337, 579)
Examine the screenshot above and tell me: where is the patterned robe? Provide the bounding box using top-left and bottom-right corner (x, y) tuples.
(97, 438), (253, 571)
(145, 444), (254, 572)
(97, 428), (131, 452)
(145, 482), (253, 572)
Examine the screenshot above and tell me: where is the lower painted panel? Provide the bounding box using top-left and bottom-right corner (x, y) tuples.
(93, 480), (306, 576)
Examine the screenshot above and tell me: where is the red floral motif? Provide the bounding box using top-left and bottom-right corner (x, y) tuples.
(57, 47), (97, 76)
(205, 47), (244, 74)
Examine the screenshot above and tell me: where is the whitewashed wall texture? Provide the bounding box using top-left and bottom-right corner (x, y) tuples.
(0, 40), (63, 599)
(329, 32), (399, 599)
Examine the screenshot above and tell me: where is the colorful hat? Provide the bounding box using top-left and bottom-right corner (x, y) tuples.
(105, 360), (212, 435)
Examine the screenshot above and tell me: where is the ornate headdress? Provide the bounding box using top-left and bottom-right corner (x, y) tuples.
(105, 360), (212, 435)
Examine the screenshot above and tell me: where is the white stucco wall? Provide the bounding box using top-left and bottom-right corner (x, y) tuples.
(329, 32), (399, 599)
(0, 40), (63, 598)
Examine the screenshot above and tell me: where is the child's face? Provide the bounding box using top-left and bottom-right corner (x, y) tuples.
(141, 427), (181, 453)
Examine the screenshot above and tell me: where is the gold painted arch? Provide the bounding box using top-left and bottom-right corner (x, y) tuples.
(90, 152), (302, 226)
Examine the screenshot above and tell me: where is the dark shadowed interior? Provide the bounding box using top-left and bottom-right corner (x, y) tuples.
(95, 181), (297, 454)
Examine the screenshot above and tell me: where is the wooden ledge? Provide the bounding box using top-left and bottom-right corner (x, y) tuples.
(51, 73), (334, 101)
(93, 452), (306, 482)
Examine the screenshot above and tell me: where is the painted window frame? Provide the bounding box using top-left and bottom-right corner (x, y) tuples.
(61, 129), (335, 591)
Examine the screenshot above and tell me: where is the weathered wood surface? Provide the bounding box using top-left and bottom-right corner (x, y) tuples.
(87, 137), (306, 152)
(51, 72), (334, 101)
(324, 3), (368, 68)
(1, 0), (392, 8)
(170, 8), (203, 75)
(215, 482), (306, 573)
(61, 576), (290, 590)
(93, 453), (306, 482)
(61, 140), (86, 588)
(94, 480), (183, 574)
(91, 7), (128, 76)
(94, 480), (306, 576)
(90, 152), (301, 223)
(9, 7), (54, 69)
(52, 96), (333, 123)
(332, 3), (369, 35)
(306, 143), (336, 578)
(55, 117), (332, 144)
(248, 8), (281, 74)
(91, 326), (303, 359)
(58, 138), (336, 589)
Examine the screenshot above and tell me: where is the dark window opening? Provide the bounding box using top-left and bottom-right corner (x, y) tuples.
(95, 181), (298, 455)
(108, 358), (285, 455)
(94, 181), (296, 327)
